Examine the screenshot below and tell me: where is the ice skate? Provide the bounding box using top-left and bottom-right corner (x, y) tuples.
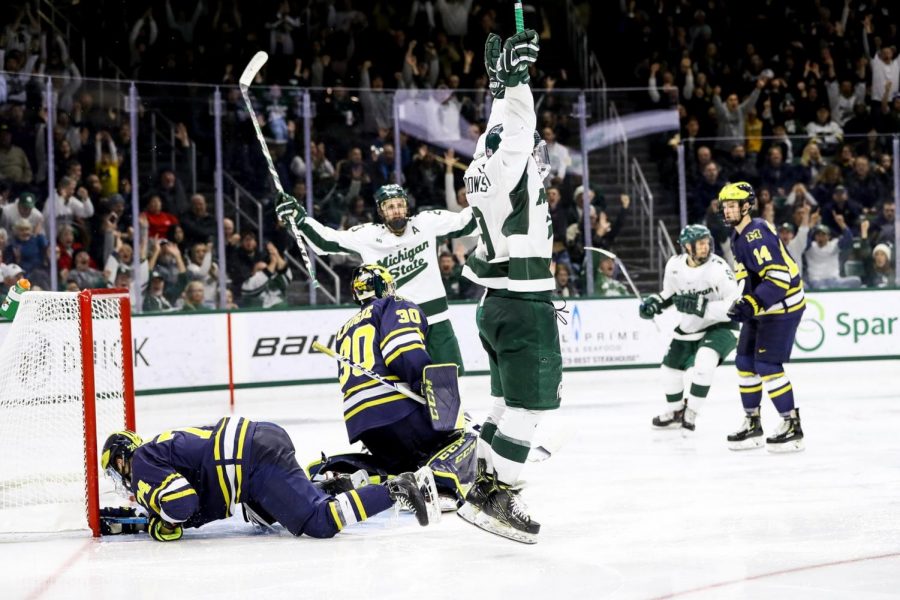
(681, 408), (697, 435)
(727, 411), (764, 450)
(468, 483), (541, 544)
(457, 459), (492, 524)
(766, 409), (804, 453)
(386, 468), (440, 526)
(652, 405), (685, 430)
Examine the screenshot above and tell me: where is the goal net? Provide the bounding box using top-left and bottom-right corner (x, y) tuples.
(0, 289), (135, 536)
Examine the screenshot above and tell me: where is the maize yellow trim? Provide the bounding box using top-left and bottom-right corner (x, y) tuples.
(329, 501), (344, 531)
(432, 470), (465, 498)
(384, 342), (426, 366)
(740, 385), (763, 393)
(149, 473), (181, 514)
(213, 420), (232, 517)
(161, 488), (197, 503)
(759, 264), (789, 276)
(737, 370), (757, 377)
(765, 277), (790, 290)
(380, 326), (424, 348)
(768, 383), (793, 399)
(344, 375), (400, 399)
(349, 490), (367, 521)
(760, 372), (785, 382)
(344, 393), (408, 420)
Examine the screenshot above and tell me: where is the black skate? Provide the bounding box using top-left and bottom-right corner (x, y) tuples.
(766, 409), (804, 453)
(386, 467), (441, 526)
(468, 483), (541, 544)
(456, 459), (493, 525)
(727, 411), (764, 450)
(652, 405), (685, 430)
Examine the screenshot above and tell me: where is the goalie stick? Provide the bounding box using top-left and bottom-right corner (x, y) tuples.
(238, 51), (318, 287)
(313, 341), (561, 462)
(586, 246), (662, 332)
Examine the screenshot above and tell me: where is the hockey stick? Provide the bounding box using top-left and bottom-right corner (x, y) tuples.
(514, 1), (525, 32)
(312, 340), (426, 404)
(238, 51), (318, 287)
(586, 246), (662, 332)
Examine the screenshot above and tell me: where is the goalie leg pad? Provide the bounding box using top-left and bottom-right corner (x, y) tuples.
(426, 431), (478, 503)
(422, 363), (464, 432)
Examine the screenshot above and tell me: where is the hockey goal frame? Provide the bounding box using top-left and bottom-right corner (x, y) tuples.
(80, 288), (136, 536)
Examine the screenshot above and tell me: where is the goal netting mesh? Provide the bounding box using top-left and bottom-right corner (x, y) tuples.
(0, 291), (131, 534)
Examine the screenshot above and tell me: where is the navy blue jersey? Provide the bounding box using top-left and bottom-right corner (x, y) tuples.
(130, 417), (256, 528)
(731, 218), (805, 318)
(334, 296), (431, 442)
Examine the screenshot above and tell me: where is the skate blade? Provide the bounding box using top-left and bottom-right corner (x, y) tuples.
(652, 422), (683, 430)
(727, 437), (765, 451)
(413, 466), (442, 525)
(766, 438), (805, 453)
(466, 511), (538, 544)
(439, 495), (460, 513)
(680, 426), (696, 438)
(457, 503), (479, 525)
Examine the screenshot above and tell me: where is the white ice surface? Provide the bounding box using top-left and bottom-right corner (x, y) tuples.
(3, 361), (900, 600)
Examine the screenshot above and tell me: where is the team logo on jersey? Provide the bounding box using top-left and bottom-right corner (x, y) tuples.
(378, 241), (430, 288)
(745, 229), (763, 242)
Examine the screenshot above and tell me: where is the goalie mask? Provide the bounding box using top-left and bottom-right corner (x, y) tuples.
(484, 127), (551, 179)
(374, 184), (409, 235)
(678, 224), (712, 266)
(351, 264), (397, 305)
(101, 430), (143, 495)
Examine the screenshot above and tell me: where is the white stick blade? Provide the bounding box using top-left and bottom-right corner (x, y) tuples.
(239, 51), (269, 87)
(585, 246), (617, 260)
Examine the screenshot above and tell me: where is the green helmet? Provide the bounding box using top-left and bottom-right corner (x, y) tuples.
(374, 184), (409, 234)
(374, 184), (408, 206)
(678, 224), (712, 265)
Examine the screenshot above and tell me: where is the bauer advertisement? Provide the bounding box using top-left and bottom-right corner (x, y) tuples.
(0, 291), (895, 394)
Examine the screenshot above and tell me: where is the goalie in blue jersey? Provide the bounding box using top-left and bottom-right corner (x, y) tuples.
(309, 264), (477, 509)
(100, 418), (439, 541)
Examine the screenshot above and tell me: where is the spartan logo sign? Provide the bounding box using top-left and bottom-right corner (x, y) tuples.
(794, 298), (825, 352)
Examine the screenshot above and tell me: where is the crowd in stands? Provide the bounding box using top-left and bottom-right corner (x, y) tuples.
(620, 0), (897, 289)
(0, 0), (896, 314)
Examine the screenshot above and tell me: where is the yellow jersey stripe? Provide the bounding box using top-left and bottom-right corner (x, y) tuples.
(769, 383), (793, 399)
(740, 384), (763, 393)
(384, 342), (427, 366)
(760, 372), (785, 382)
(737, 370), (757, 377)
(344, 375), (400, 399)
(349, 490), (367, 521)
(234, 419), (251, 503)
(759, 264), (789, 276)
(329, 501), (344, 531)
(161, 488), (197, 503)
(149, 473), (180, 514)
(764, 277), (790, 290)
(380, 326), (424, 348)
(213, 420), (231, 516)
(344, 393), (408, 420)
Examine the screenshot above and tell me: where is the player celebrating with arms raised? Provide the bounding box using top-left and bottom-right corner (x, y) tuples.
(640, 224), (740, 433)
(719, 182), (806, 452)
(276, 184), (476, 370)
(457, 29), (559, 544)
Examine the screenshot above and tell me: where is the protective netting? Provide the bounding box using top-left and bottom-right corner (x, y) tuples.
(0, 291), (129, 533)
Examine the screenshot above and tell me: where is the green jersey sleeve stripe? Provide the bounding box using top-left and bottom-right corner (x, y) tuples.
(465, 256), (509, 279)
(418, 297), (449, 318)
(444, 218), (478, 239)
(508, 256), (552, 281)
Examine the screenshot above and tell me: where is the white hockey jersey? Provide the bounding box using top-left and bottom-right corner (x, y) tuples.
(660, 253), (741, 340)
(296, 209), (477, 323)
(460, 84), (554, 293)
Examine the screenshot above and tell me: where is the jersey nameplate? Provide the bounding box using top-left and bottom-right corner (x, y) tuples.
(465, 167), (491, 194)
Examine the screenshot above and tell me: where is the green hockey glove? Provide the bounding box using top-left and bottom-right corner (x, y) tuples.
(148, 516), (183, 542)
(484, 33), (505, 99)
(496, 29), (539, 87)
(275, 192), (307, 228)
(674, 293), (708, 317)
(639, 294), (664, 320)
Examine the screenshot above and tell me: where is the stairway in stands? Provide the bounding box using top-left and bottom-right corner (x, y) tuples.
(588, 119), (681, 294)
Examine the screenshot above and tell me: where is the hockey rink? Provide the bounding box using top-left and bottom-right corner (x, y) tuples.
(3, 360), (900, 600)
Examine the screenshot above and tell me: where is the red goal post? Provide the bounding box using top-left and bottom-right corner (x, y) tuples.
(0, 288), (135, 537)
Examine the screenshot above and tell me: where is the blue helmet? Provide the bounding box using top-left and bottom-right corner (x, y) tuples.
(101, 430), (143, 493)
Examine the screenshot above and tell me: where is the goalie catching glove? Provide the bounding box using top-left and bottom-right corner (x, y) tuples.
(495, 29), (539, 87)
(275, 192), (307, 229)
(673, 292), (708, 317)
